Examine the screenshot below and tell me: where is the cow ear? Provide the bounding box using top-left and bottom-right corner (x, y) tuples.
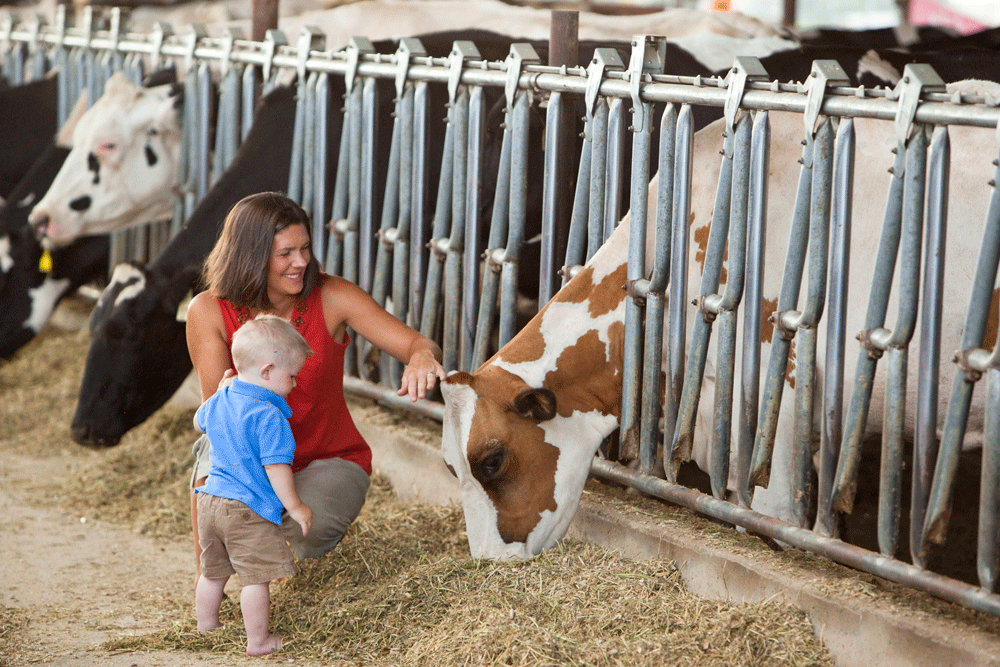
(513, 388), (557, 422)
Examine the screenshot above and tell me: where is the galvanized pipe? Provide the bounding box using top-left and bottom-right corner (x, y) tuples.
(750, 138), (813, 491)
(563, 130), (592, 279)
(737, 110), (770, 509)
(619, 97), (653, 464)
(590, 457), (1000, 617)
(443, 87), (469, 374)
(410, 80), (431, 327)
(666, 104), (694, 483)
(587, 102), (608, 262)
(639, 103), (676, 476)
(312, 72), (330, 262)
(670, 122), (735, 479)
(710, 113), (752, 499)
(460, 86), (485, 369)
(832, 146), (907, 513)
(980, 369), (1000, 592)
(790, 118), (834, 528)
(816, 118), (854, 538)
(604, 97), (625, 240)
(499, 90), (531, 349)
(539, 90), (564, 305)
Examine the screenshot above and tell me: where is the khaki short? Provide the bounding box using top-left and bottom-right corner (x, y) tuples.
(192, 434), (370, 560)
(196, 493), (296, 586)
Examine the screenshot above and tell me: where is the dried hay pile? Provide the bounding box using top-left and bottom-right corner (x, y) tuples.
(4, 310), (833, 666)
(0, 606), (30, 667)
(110, 477), (833, 666)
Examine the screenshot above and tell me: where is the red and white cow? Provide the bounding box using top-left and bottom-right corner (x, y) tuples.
(441, 80), (999, 559)
(28, 72), (182, 247)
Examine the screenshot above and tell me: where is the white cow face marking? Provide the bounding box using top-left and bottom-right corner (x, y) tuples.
(0, 235), (11, 274)
(29, 73), (181, 247)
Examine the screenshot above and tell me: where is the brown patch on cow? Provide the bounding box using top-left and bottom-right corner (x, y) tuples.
(587, 263), (628, 319)
(543, 325), (624, 419)
(464, 369), (560, 543)
(983, 287), (1000, 351)
(692, 219), (728, 285)
(553, 265), (597, 305)
(496, 308), (547, 365)
(760, 297), (778, 344)
(786, 340), (797, 391)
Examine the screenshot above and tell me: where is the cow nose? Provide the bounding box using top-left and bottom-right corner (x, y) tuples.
(70, 422), (91, 445)
(29, 213), (50, 240)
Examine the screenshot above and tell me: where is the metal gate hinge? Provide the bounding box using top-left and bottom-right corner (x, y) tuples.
(723, 56), (768, 157)
(627, 34), (666, 134)
(344, 36), (374, 95)
(394, 37), (426, 99)
(504, 43), (540, 112)
(447, 40), (478, 105)
(802, 60), (850, 139)
(585, 48), (624, 120)
(893, 63), (946, 146)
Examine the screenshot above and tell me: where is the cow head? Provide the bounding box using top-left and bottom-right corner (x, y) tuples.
(29, 73), (182, 248)
(71, 262), (197, 446)
(440, 258), (630, 558)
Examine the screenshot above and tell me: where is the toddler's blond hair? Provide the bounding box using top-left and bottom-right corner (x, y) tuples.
(231, 314), (313, 375)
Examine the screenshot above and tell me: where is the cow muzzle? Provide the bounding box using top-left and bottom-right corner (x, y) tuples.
(71, 422), (122, 448)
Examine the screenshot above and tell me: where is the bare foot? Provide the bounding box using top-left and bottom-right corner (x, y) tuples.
(246, 634), (282, 656)
(197, 621), (223, 632)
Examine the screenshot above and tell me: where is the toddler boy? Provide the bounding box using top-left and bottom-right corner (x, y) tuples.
(193, 314), (313, 656)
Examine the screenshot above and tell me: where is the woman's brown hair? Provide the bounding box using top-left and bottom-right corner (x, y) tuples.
(202, 192), (320, 310)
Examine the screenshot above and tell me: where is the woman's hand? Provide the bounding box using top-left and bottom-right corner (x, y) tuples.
(217, 368), (236, 393)
(398, 349), (447, 402)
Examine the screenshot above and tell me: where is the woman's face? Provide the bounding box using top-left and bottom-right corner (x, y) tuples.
(267, 223), (311, 298)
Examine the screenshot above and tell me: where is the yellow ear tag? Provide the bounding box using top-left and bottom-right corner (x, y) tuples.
(38, 250), (52, 273)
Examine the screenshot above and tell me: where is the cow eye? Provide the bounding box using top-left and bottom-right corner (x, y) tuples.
(478, 448), (505, 482)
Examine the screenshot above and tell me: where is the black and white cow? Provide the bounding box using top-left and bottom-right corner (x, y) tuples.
(70, 80), (301, 445)
(0, 75), (59, 199)
(28, 72), (183, 247)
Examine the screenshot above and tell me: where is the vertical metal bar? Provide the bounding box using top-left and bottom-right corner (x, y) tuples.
(832, 146), (907, 512)
(750, 138), (814, 491)
(409, 80), (429, 328)
(312, 72), (330, 263)
(980, 368), (1000, 592)
(499, 90), (531, 350)
(300, 72), (318, 213)
(326, 96), (352, 276)
(196, 62), (212, 202)
(640, 103), (676, 475)
(287, 74), (307, 203)
(737, 110), (770, 508)
(604, 97), (625, 241)
(242, 64), (259, 143)
(388, 81), (415, 387)
(461, 86), (484, 365)
(587, 102), (608, 262)
(897, 127), (931, 568)
(789, 118), (834, 527)
(563, 128), (592, 279)
(358, 77), (378, 296)
(472, 94), (512, 370)
(342, 82), (363, 377)
(539, 90), (564, 305)
(619, 91), (652, 463)
(711, 113), (753, 499)
(670, 125), (735, 479)
(666, 104), (694, 481)
(441, 87), (468, 374)
(816, 118), (854, 537)
(419, 100), (455, 341)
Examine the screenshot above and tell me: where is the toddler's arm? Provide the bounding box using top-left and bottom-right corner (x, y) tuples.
(264, 463), (313, 536)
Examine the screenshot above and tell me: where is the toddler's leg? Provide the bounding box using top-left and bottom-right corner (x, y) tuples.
(241, 582), (282, 656)
(195, 575), (229, 631)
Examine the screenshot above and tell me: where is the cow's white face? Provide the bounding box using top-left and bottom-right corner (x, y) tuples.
(29, 73), (181, 248)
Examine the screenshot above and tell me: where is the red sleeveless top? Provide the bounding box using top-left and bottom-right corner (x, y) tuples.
(216, 274), (372, 475)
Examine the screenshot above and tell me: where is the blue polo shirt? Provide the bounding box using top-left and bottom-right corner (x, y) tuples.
(195, 378), (296, 525)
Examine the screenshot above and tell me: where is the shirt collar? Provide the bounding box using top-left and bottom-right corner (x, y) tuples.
(229, 378), (293, 418)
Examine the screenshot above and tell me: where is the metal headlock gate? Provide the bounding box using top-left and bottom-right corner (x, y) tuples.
(3, 7), (1000, 617)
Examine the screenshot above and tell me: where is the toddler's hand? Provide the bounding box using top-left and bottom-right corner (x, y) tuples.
(289, 503), (313, 537)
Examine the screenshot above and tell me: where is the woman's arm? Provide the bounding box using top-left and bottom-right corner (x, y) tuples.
(322, 277), (446, 401)
(185, 290), (233, 402)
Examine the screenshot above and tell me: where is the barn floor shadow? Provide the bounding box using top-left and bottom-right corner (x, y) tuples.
(840, 434), (981, 587)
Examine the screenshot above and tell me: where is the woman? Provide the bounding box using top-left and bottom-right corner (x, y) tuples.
(186, 192), (446, 569)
